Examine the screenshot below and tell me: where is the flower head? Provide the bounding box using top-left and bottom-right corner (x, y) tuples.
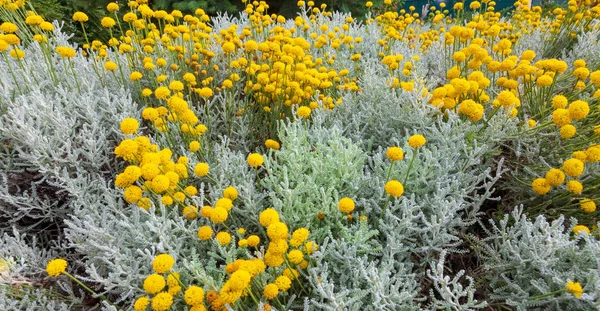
(338, 197), (355, 213)
(247, 153), (264, 168)
(384, 180), (404, 197)
(565, 281), (583, 298)
(386, 147), (404, 161)
(152, 254), (175, 274)
(46, 259), (67, 277)
(408, 134), (426, 148)
(73, 12), (89, 22)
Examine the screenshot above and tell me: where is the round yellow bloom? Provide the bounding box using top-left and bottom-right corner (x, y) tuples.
(551, 95), (568, 109)
(297, 106), (312, 119)
(247, 153), (264, 168)
(562, 158), (584, 177)
(194, 163), (209, 177)
(138, 197), (152, 210)
(55, 46), (76, 58)
(552, 109), (571, 127)
(565, 281), (583, 298)
(338, 197), (355, 213)
(143, 274), (166, 294)
(184, 285), (205, 306)
(104, 61), (117, 71)
(197, 87), (213, 98)
(151, 292), (173, 311)
(586, 146), (600, 162)
(267, 222), (289, 240)
(46, 259), (67, 277)
(568, 100), (589, 120)
(210, 206), (228, 223)
(573, 225), (590, 235)
(169, 80), (184, 92)
(408, 135), (426, 148)
(385, 180), (404, 197)
(287, 250), (304, 264)
(263, 283), (279, 299)
(260, 208), (280, 227)
(10, 48), (24, 59)
(215, 232), (231, 246)
(73, 12), (89, 22)
(386, 147), (404, 161)
(274, 275), (292, 291)
(265, 139), (281, 150)
(215, 198), (233, 211)
(124, 185), (143, 203)
(106, 2), (119, 12)
(531, 178), (550, 195)
(304, 241), (318, 254)
(247, 235), (260, 247)
(130, 71), (143, 81)
(366, 1), (373, 8)
(133, 296), (150, 311)
(545, 169), (565, 186)
(536, 75), (553, 87)
(189, 141), (200, 152)
(182, 205), (198, 220)
(120, 118), (139, 135)
(559, 125), (576, 139)
(580, 199), (596, 213)
(152, 254), (175, 274)
(223, 186), (238, 200)
(290, 228), (309, 247)
(197, 226), (213, 240)
(101, 17), (116, 28)
(566, 180), (583, 194)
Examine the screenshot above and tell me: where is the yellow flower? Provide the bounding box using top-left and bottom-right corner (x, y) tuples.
(189, 141), (201, 152)
(568, 100), (589, 120)
(46, 259), (67, 277)
(106, 2), (119, 12)
(194, 163), (209, 177)
(260, 208), (280, 227)
(297, 106), (312, 119)
(130, 71), (143, 81)
(247, 235), (260, 247)
(267, 222), (289, 240)
(101, 17), (116, 28)
(215, 232), (231, 246)
(197, 226), (213, 240)
(551, 109), (571, 127)
(73, 12), (89, 22)
(104, 61), (117, 71)
(573, 225), (590, 235)
(385, 180), (404, 197)
(151, 292), (173, 311)
(366, 1), (373, 8)
(274, 275), (292, 292)
(580, 199), (596, 213)
(152, 254), (175, 274)
(210, 206), (228, 223)
(565, 281), (583, 298)
(544, 169), (565, 186)
(562, 158), (584, 177)
(120, 118), (139, 135)
(263, 283), (279, 299)
(386, 147), (404, 161)
(0, 22), (18, 33)
(223, 186), (238, 200)
(566, 180), (583, 194)
(55, 46), (76, 58)
(551, 95), (568, 109)
(247, 153), (264, 168)
(143, 274), (166, 294)
(559, 125), (576, 139)
(182, 205), (198, 220)
(265, 139), (281, 150)
(408, 134), (426, 148)
(124, 186), (143, 203)
(184, 285), (205, 306)
(338, 197), (355, 213)
(9, 48), (24, 59)
(531, 178), (550, 195)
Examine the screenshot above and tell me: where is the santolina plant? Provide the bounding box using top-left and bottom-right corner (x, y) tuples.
(0, 0), (599, 310)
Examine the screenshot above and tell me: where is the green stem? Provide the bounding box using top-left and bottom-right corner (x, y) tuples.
(403, 148), (419, 185)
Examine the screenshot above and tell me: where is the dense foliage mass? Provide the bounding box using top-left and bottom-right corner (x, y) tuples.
(0, 0), (599, 310)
